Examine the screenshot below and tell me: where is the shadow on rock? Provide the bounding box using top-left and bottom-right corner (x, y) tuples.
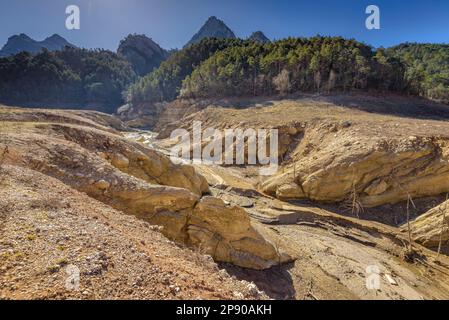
(220, 262), (296, 300)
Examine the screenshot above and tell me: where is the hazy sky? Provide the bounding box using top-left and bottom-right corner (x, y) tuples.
(0, 0), (448, 50)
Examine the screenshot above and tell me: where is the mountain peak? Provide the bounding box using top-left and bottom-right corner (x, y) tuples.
(0, 34), (75, 58)
(118, 34), (169, 76)
(45, 34), (65, 41)
(42, 34), (74, 51)
(206, 16), (220, 23)
(186, 16), (236, 47)
(248, 31), (270, 43)
(9, 33), (33, 41)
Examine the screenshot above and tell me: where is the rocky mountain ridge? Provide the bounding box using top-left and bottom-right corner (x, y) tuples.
(0, 34), (75, 57)
(186, 16), (236, 47)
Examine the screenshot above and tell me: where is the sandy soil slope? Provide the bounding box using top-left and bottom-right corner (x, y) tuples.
(0, 165), (268, 300)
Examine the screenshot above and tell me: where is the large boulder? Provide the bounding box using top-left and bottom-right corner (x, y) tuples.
(189, 197), (290, 269)
(262, 122), (449, 208)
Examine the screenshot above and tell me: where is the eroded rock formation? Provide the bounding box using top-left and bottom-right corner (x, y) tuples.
(408, 199), (449, 250)
(262, 122), (449, 208)
(153, 98), (449, 208)
(0, 107), (288, 270)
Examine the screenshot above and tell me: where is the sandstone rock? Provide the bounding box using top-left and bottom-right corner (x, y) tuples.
(48, 123), (209, 196)
(408, 200), (449, 249)
(111, 153), (129, 169)
(187, 197), (290, 270)
(113, 185), (199, 244)
(261, 123), (449, 208)
(276, 182), (305, 199)
(219, 193), (255, 208)
(364, 179), (389, 196)
(112, 191), (289, 269)
(2, 116), (286, 270)
(94, 180), (110, 190)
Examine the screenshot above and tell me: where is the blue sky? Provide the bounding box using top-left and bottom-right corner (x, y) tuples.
(0, 0), (448, 50)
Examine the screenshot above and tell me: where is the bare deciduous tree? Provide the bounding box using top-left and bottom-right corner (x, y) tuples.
(273, 69), (291, 95)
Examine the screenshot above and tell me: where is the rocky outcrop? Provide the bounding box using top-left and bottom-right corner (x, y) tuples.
(262, 122), (449, 208)
(0, 107), (288, 270)
(189, 197), (289, 269)
(154, 103), (449, 208)
(117, 102), (167, 129)
(47, 123), (209, 196)
(117, 34), (169, 76)
(0, 164), (269, 300)
(147, 97), (449, 209)
(408, 200), (449, 250)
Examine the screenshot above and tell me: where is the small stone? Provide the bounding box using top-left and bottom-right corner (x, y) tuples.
(93, 180), (110, 190)
(342, 121), (352, 128)
(169, 285), (180, 293)
(246, 282), (260, 297)
(218, 269), (229, 280)
(111, 153), (129, 169)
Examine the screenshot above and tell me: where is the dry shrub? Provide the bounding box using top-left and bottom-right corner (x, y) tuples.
(342, 179), (365, 218)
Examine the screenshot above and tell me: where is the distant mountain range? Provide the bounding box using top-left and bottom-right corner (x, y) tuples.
(1, 16), (269, 59)
(185, 16), (270, 47)
(0, 16), (270, 91)
(0, 33), (75, 57)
